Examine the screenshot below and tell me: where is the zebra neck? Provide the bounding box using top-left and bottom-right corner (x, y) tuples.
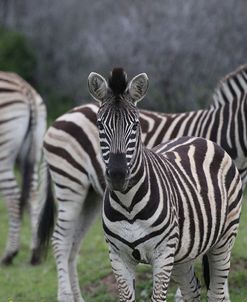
(129, 139), (145, 180)
(107, 147), (172, 224)
(106, 139), (147, 208)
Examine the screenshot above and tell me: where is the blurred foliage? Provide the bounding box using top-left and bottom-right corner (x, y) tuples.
(0, 26), (37, 83)
(0, 26), (74, 122)
(1, 1), (247, 117)
(4, 0), (246, 113)
(45, 91), (75, 124)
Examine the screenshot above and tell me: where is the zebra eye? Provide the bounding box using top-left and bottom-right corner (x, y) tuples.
(97, 121), (104, 130)
(132, 122), (139, 131)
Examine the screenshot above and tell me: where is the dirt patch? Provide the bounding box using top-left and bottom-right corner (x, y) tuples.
(83, 273), (118, 296)
(101, 273), (118, 295)
(231, 258), (247, 271)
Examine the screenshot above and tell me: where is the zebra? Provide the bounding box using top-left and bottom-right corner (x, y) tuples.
(0, 71), (49, 265)
(38, 63), (247, 302)
(89, 68), (243, 301)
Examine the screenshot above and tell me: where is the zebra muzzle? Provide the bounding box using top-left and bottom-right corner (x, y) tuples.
(106, 153), (130, 191)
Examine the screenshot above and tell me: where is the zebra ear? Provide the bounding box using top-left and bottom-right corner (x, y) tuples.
(128, 73), (149, 103)
(88, 72), (108, 103)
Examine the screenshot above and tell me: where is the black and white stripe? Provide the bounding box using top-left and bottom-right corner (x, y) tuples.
(38, 63), (247, 302)
(91, 69), (243, 301)
(0, 71), (48, 265)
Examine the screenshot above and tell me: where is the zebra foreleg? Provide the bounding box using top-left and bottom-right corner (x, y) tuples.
(174, 288), (184, 302)
(1, 170), (21, 265)
(151, 249), (176, 302)
(172, 261), (201, 302)
(109, 247), (136, 302)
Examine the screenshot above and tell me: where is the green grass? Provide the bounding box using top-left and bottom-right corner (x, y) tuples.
(0, 197), (247, 302)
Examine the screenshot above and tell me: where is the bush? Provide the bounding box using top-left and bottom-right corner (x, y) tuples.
(0, 26), (75, 122)
(0, 26), (37, 83)
(45, 92), (75, 124)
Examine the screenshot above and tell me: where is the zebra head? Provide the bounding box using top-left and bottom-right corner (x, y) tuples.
(88, 68), (149, 192)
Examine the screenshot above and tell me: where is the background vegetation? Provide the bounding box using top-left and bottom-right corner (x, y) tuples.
(0, 26), (36, 83)
(1, 0), (247, 116)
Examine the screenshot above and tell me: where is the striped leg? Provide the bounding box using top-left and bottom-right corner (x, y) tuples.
(206, 186), (241, 302)
(1, 169), (21, 265)
(0, 114), (28, 264)
(151, 249), (175, 302)
(206, 246), (232, 302)
(172, 262), (201, 302)
(173, 261), (230, 302)
(68, 189), (101, 302)
(52, 180), (92, 302)
(221, 280), (230, 302)
(109, 247), (136, 302)
(28, 165), (41, 263)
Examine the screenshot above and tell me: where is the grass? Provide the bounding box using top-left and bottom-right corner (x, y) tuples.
(0, 197), (247, 302)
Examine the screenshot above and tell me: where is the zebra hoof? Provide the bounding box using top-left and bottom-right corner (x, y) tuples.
(1, 250), (18, 265)
(30, 248), (42, 265)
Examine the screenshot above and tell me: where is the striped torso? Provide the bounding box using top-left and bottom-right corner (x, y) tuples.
(103, 137), (239, 265)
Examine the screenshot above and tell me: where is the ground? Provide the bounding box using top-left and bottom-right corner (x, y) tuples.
(0, 197), (246, 302)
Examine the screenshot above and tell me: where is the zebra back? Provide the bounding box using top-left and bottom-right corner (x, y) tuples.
(44, 60), (247, 202)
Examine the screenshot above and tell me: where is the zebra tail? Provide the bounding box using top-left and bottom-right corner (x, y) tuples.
(202, 254), (210, 290)
(19, 102), (36, 217)
(36, 170), (56, 259)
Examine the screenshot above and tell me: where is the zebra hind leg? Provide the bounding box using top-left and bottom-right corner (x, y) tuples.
(53, 202), (82, 302)
(68, 188), (101, 302)
(206, 245), (232, 302)
(53, 183), (94, 302)
(172, 261), (201, 302)
(1, 170), (21, 265)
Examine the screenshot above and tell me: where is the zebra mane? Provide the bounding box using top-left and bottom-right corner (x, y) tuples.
(212, 63), (247, 106)
(222, 63), (247, 83)
(108, 68), (128, 96)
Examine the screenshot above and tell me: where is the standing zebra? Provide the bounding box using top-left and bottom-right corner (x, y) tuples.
(89, 69), (243, 301)
(38, 63), (247, 302)
(0, 71), (48, 265)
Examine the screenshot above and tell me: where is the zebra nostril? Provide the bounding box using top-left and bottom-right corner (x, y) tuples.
(106, 168), (110, 177)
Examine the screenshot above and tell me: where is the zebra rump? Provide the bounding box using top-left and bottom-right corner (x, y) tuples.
(0, 71), (48, 265)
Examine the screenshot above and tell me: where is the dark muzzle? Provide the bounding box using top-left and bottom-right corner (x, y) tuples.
(106, 153), (130, 191)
